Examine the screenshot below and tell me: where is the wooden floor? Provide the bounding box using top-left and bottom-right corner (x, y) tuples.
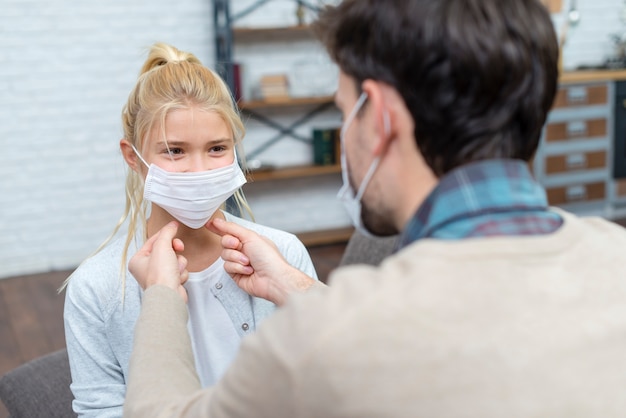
(0, 242), (346, 418)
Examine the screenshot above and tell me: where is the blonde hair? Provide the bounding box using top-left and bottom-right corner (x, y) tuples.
(61, 42), (252, 292)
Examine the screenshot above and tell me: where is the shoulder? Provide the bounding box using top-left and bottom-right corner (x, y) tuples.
(558, 209), (626, 238)
(65, 234), (140, 312)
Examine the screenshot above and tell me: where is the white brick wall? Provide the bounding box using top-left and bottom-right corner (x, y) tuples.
(558, 0), (626, 70)
(1, 0), (623, 278)
(0, 0), (214, 278)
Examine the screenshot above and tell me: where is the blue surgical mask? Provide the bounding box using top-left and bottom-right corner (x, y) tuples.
(337, 92), (389, 237)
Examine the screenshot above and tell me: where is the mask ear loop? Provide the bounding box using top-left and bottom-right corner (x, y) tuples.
(383, 109), (391, 137)
(354, 108), (390, 202)
(131, 144), (150, 169)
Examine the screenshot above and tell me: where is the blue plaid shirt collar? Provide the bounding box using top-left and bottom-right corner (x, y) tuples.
(396, 159), (562, 251)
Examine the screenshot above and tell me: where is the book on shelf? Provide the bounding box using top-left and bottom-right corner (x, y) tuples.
(312, 127), (340, 166)
(233, 63), (243, 102)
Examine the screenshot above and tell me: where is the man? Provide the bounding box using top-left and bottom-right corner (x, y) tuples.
(124, 0), (626, 417)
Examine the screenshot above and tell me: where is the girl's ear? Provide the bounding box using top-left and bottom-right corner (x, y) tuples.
(120, 139), (142, 174)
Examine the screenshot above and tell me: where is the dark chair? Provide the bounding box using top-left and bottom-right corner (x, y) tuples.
(339, 230), (397, 267)
(0, 348), (75, 418)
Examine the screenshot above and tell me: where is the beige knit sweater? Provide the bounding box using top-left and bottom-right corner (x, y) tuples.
(125, 211), (626, 418)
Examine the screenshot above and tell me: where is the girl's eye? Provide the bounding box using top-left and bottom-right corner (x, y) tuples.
(165, 148), (183, 156)
(210, 145), (227, 153)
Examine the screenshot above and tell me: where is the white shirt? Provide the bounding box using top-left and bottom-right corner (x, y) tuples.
(185, 258), (240, 386)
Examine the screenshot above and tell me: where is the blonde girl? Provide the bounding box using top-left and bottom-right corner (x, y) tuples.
(63, 43), (317, 417)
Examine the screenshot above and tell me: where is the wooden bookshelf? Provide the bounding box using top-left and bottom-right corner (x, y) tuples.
(246, 164), (341, 182)
(238, 95), (334, 110)
(233, 25), (314, 40)
(540, 0), (562, 13)
(296, 226), (354, 247)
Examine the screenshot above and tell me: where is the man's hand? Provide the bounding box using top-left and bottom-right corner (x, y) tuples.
(207, 218), (322, 306)
(129, 221), (190, 302)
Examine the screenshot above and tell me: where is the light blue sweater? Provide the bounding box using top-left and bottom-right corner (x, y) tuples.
(63, 212), (318, 417)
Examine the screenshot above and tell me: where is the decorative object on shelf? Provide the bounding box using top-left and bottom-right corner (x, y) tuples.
(312, 127), (339, 166)
(295, 1), (306, 26)
(606, 1), (626, 69)
(607, 34), (626, 69)
(259, 74), (290, 101)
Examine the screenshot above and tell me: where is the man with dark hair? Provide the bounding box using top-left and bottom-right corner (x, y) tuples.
(124, 1), (626, 417)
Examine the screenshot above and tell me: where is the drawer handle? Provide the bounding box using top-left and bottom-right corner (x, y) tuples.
(566, 120), (587, 137)
(566, 185), (587, 201)
(566, 86), (588, 104)
(565, 153), (587, 169)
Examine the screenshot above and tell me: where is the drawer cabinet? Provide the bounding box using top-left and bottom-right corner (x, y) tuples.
(535, 81), (613, 213)
(545, 182), (606, 206)
(551, 84), (608, 109)
(545, 150), (607, 174)
(544, 118), (607, 142)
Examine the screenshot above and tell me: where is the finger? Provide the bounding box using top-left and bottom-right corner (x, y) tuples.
(136, 228), (163, 256)
(221, 248), (250, 266)
(152, 221), (179, 251)
(156, 221), (182, 247)
(179, 266), (190, 286)
(208, 218), (259, 244)
(177, 255), (188, 275)
(172, 238), (185, 253)
(223, 260), (254, 276)
(221, 234), (243, 251)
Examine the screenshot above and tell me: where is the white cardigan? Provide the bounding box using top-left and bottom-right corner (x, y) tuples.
(63, 211), (318, 418)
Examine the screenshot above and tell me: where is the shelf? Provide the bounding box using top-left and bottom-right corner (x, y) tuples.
(560, 69), (626, 84)
(233, 25), (314, 40)
(296, 226), (355, 247)
(246, 164), (341, 182)
(238, 96), (334, 110)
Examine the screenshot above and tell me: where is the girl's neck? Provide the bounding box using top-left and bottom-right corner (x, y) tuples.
(147, 208), (225, 272)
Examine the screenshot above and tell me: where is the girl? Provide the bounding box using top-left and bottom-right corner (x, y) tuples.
(63, 43), (317, 417)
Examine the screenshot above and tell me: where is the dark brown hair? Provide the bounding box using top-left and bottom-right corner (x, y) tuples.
(314, 0), (559, 176)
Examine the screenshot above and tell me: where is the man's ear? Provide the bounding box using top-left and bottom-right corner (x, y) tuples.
(120, 139), (142, 174)
(362, 79), (394, 157)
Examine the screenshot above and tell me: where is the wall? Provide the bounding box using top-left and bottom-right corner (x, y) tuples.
(0, 0), (624, 279)
(558, 0), (626, 70)
(0, 0), (213, 278)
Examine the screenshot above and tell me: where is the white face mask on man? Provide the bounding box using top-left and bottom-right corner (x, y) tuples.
(337, 92), (390, 237)
(132, 145), (247, 229)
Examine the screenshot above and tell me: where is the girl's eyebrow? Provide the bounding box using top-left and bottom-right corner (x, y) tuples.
(205, 138), (233, 144)
(155, 140), (187, 146)
(155, 139), (232, 146)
